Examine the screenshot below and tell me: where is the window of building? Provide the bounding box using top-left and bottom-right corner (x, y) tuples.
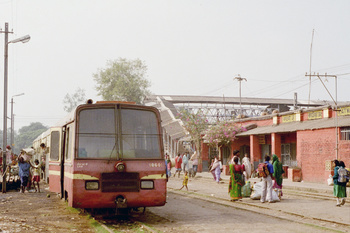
(209, 146), (218, 162)
(340, 127), (350, 140)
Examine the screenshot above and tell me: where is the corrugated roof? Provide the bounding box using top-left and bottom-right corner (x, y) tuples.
(151, 95), (334, 107)
(238, 115), (350, 136)
(159, 109), (173, 125)
(145, 96), (188, 140)
(163, 121), (187, 139)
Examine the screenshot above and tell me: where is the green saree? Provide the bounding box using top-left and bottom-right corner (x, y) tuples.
(228, 164), (244, 200)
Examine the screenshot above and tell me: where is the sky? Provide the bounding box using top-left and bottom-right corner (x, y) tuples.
(0, 0), (349, 131)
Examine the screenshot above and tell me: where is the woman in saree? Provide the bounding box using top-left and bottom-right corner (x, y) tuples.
(272, 154), (284, 198)
(242, 153), (252, 182)
(333, 160), (348, 206)
(210, 157), (222, 183)
(228, 156), (245, 201)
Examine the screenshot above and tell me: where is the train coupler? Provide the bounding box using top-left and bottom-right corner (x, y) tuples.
(115, 195), (128, 209)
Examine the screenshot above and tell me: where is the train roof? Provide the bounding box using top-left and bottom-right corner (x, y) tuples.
(52, 109), (75, 128)
(33, 128), (51, 142)
(49, 101), (159, 129)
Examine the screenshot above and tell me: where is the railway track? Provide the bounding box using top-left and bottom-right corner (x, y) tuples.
(84, 208), (157, 233)
(283, 188), (335, 201)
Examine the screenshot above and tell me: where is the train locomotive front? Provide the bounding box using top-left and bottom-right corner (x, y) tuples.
(48, 101), (167, 211)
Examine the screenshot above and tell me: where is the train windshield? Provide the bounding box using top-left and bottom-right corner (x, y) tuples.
(77, 107), (162, 159)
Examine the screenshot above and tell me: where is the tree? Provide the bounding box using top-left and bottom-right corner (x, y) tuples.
(176, 109), (209, 164)
(205, 121), (246, 159)
(93, 58), (151, 104)
(15, 122), (48, 152)
(63, 87), (86, 112)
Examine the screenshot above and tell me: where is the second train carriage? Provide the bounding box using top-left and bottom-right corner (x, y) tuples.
(33, 100), (167, 210)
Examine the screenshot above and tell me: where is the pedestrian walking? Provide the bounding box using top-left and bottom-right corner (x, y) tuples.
(32, 159), (41, 192)
(174, 153), (182, 178)
(230, 150), (241, 165)
(209, 158), (216, 180)
(210, 157), (222, 183)
(5, 145), (13, 165)
(190, 151), (198, 177)
(242, 153), (251, 182)
(18, 155), (31, 193)
(228, 156), (245, 201)
(182, 152), (189, 173)
(40, 143), (46, 179)
(179, 171), (189, 191)
(165, 153), (171, 177)
(272, 154), (284, 198)
(333, 160), (349, 206)
(217, 158), (223, 182)
(260, 155), (274, 203)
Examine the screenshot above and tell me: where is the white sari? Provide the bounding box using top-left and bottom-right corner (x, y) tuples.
(242, 157), (251, 180)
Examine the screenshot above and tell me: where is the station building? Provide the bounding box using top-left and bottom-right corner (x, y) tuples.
(200, 103), (350, 184)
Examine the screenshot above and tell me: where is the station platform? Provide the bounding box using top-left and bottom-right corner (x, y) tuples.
(167, 169), (350, 231)
(198, 171), (338, 196)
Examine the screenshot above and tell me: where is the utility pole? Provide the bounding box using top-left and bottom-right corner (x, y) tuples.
(1, 23), (30, 193)
(234, 75), (247, 117)
(0, 23), (13, 193)
(308, 29), (315, 109)
(305, 72), (339, 159)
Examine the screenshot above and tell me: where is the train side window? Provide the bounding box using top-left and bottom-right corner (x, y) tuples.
(65, 127), (73, 161)
(50, 131), (60, 161)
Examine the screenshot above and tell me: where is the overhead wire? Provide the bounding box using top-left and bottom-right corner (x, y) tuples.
(244, 74), (306, 97)
(200, 79), (233, 96)
(336, 72), (350, 76)
(202, 63), (350, 99)
(271, 78), (318, 98)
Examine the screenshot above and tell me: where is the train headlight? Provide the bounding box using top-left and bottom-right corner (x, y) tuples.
(114, 162), (126, 172)
(140, 180), (154, 189)
(85, 181), (99, 190)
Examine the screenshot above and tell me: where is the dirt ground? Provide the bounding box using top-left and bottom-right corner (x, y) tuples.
(0, 182), (95, 233)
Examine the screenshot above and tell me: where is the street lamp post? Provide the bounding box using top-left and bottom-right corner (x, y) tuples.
(11, 93), (25, 152)
(234, 75), (247, 117)
(1, 22), (30, 193)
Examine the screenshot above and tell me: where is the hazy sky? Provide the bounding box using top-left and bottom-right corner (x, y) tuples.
(0, 0), (349, 131)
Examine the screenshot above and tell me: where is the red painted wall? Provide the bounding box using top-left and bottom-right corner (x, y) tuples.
(199, 107), (350, 184)
(297, 128), (350, 183)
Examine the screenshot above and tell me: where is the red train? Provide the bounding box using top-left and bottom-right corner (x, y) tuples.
(33, 100), (167, 212)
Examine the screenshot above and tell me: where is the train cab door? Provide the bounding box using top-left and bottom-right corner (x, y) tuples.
(60, 126), (67, 199)
(48, 128), (62, 194)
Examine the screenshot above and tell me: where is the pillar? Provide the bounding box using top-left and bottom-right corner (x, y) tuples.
(271, 133), (281, 160)
(250, 135), (260, 169)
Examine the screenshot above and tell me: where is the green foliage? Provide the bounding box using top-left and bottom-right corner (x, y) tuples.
(63, 87), (86, 112)
(206, 121), (246, 148)
(15, 122), (48, 151)
(93, 58), (151, 104)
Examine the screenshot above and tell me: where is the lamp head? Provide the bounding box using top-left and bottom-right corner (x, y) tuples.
(8, 35), (30, 44)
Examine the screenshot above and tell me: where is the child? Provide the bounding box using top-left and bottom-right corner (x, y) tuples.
(18, 155), (31, 193)
(32, 159), (41, 192)
(179, 171), (189, 191)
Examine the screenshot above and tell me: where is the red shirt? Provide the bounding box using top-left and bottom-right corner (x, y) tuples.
(175, 156), (182, 168)
(233, 164), (245, 174)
